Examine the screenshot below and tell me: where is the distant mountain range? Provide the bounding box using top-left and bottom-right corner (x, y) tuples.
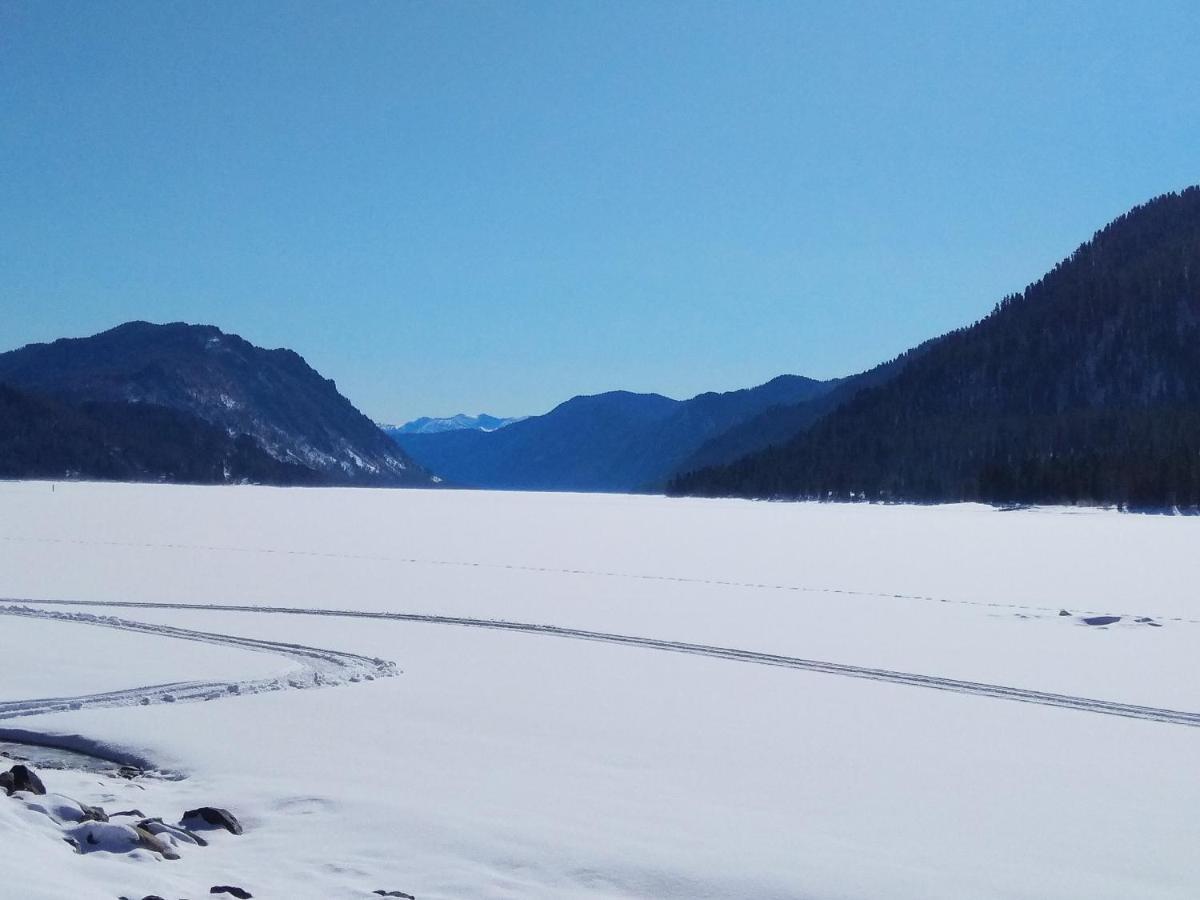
(390, 375), (835, 492)
(393, 187), (1200, 509)
(5, 188), (1197, 506)
(672, 187), (1200, 509)
(0, 322), (435, 486)
(382, 413), (526, 436)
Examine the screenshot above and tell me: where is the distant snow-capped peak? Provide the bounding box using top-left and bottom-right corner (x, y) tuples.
(381, 413), (526, 435)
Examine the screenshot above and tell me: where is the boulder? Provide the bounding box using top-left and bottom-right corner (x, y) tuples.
(133, 825), (181, 860)
(210, 887), (253, 898)
(182, 806), (243, 835)
(78, 802), (108, 823)
(139, 816), (208, 846)
(4, 764), (46, 795)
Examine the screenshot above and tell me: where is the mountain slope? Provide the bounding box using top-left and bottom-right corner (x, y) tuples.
(394, 376), (834, 492)
(0, 321), (434, 485)
(671, 187), (1200, 508)
(671, 341), (944, 478)
(0, 383), (318, 484)
(394, 391), (679, 491)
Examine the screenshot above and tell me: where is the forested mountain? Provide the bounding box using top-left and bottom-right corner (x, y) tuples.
(393, 391), (680, 491)
(673, 342), (941, 476)
(671, 188), (1200, 508)
(393, 375), (833, 491)
(0, 383), (317, 484)
(0, 322), (435, 486)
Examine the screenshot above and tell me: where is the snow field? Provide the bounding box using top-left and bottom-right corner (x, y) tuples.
(1, 480), (1198, 898)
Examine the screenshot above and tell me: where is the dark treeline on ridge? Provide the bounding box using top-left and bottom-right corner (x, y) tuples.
(0, 382), (318, 485)
(670, 187), (1200, 509)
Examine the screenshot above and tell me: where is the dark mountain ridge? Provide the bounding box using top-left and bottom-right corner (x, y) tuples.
(394, 375), (835, 492)
(671, 187), (1200, 508)
(673, 340), (942, 477)
(0, 321), (433, 486)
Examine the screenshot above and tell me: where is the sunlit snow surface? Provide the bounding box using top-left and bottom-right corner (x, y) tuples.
(1, 480), (1198, 899)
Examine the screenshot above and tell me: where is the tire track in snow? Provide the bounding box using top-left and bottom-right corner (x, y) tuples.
(6, 598), (1200, 728)
(3, 533), (1193, 624)
(0, 605), (397, 721)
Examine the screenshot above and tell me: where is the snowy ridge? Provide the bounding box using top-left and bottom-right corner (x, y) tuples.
(384, 413), (526, 435)
(0, 605), (397, 721)
(6, 598), (1199, 728)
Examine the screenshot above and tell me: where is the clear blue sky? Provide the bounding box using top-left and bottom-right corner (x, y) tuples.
(3, 1), (1198, 422)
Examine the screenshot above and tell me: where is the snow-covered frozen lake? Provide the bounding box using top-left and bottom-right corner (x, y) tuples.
(2, 480), (1198, 899)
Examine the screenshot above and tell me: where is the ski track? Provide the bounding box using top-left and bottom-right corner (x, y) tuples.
(4, 598), (1200, 729)
(0, 604), (397, 721)
(2, 533), (1195, 624)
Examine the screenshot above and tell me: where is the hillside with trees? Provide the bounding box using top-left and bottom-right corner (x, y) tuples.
(670, 188), (1200, 509)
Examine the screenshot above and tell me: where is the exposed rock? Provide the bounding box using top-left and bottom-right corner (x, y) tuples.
(210, 887), (253, 898)
(116, 765), (144, 780)
(182, 806), (243, 835)
(0, 770), (12, 795)
(1082, 615), (1121, 626)
(373, 891), (416, 898)
(110, 808), (146, 818)
(139, 816), (208, 846)
(4, 764), (47, 795)
(78, 802), (109, 823)
(133, 825), (181, 860)
(1058, 609), (1071, 616)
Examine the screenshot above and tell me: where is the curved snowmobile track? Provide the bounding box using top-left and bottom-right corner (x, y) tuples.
(0, 604), (397, 721)
(5, 598), (1200, 728)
